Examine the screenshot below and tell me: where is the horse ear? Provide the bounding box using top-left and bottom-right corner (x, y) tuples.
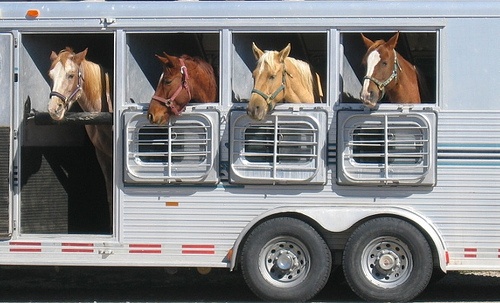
(50, 51), (58, 61)
(361, 33), (374, 48)
(252, 42), (264, 60)
(156, 54), (169, 64)
(386, 32), (400, 50)
(73, 48), (88, 64)
(279, 43), (291, 63)
(156, 53), (176, 67)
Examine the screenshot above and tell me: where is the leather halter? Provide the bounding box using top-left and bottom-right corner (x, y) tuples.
(363, 49), (401, 101)
(151, 58), (191, 116)
(251, 63), (288, 112)
(49, 68), (83, 110)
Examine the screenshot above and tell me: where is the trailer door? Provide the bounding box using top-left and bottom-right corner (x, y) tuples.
(0, 33), (13, 239)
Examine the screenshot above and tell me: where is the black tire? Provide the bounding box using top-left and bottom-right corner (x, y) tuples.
(240, 217), (332, 302)
(343, 217), (433, 302)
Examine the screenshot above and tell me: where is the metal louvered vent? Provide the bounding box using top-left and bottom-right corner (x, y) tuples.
(124, 110), (219, 184)
(337, 111), (436, 186)
(230, 109), (327, 184)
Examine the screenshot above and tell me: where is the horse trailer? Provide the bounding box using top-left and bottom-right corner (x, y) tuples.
(0, 1), (499, 301)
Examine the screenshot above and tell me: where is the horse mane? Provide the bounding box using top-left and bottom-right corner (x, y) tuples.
(179, 54), (217, 100)
(415, 66), (431, 102)
(180, 54), (215, 77)
(257, 51), (314, 93)
(81, 60), (107, 107)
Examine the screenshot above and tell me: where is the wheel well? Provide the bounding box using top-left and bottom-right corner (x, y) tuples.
(233, 212), (442, 271)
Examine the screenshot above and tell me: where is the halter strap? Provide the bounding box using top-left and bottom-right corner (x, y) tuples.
(151, 58), (191, 116)
(363, 49), (401, 101)
(49, 68), (83, 110)
(251, 63), (287, 112)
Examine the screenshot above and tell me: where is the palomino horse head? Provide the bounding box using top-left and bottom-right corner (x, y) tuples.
(48, 47), (87, 120)
(248, 43), (316, 121)
(147, 53), (217, 125)
(360, 32), (421, 108)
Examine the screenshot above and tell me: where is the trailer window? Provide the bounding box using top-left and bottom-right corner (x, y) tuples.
(126, 32), (219, 106)
(231, 32), (327, 104)
(339, 32), (437, 105)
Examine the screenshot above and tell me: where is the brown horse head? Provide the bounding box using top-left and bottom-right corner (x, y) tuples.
(248, 43), (316, 121)
(147, 53), (217, 125)
(48, 47), (87, 120)
(360, 32), (421, 108)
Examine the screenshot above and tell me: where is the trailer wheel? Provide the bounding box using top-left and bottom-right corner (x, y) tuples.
(240, 217), (331, 302)
(343, 217), (433, 302)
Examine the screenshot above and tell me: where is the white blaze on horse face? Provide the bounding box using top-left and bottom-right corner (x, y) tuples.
(48, 61), (68, 120)
(48, 59), (80, 120)
(361, 49), (381, 106)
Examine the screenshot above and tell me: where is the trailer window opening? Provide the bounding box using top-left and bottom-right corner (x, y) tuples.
(126, 32), (220, 106)
(231, 32), (328, 105)
(339, 31), (437, 105)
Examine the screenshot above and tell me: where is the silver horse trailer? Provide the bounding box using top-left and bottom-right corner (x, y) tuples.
(0, 1), (499, 301)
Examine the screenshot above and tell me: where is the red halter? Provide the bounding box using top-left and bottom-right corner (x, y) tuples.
(151, 58), (192, 116)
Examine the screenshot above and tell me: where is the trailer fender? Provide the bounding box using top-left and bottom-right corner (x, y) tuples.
(230, 206), (447, 272)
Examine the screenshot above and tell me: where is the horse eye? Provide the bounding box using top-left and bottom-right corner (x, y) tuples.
(269, 75), (276, 80)
(382, 61), (388, 66)
(68, 74), (75, 79)
(163, 79), (172, 85)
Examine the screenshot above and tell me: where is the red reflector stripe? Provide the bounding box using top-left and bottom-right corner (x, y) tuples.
(464, 248), (477, 258)
(129, 244), (161, 254)
(62, 243), (94, 253)
(182, 244), (215, 255)
(9, 242), (42, 252)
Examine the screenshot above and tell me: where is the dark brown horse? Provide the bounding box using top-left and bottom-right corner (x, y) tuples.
(360, 32), (423, 108)
(48, 47), (113, 222)
(147, 53), (217, 125)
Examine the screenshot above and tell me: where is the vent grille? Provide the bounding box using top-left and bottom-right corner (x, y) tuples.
(338, 111), (436, 185)
(230, 110), (327, 184)
(124, 111), (219, 183)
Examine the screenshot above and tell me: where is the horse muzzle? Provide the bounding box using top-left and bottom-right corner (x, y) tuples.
(147, 101), (169, 125)
(48, 97), (67, 121)
(360, 82), (383, 109)
(247, 98), (269, 121)
(360, 93), (379, 109)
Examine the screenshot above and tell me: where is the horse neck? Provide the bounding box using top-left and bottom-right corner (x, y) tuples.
(387, 53), (421, 103)
(283, 58), (314, 103)
(79, 60), (106, 111)
(185, 61), (216, 103)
